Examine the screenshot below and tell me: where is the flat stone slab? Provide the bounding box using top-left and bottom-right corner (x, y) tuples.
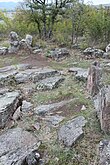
(34, 99), (74, 115)
(58, 116), (87, 147)
(0, 91), (21, 128)
(69, 67), (88, 81)
(0, 127), (39, 165)
(15, 67), (59, 84)
(36, 76), (64, 90)
(0, 65), (58, 86)
(0, 64), (32, 73)
(98, 140), (110, 165)
(45, 115), (65, 126)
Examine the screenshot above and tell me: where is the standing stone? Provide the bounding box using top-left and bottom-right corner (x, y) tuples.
(8, 31), (19, 53)
(87, 61), (102, 97)
(26, 34), (33, 46)
(93, 86), (110, 133)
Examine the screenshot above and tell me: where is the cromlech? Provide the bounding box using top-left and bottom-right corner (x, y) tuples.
(0, 1), (110, 165)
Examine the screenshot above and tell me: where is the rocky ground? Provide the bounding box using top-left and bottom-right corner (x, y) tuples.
(0, 41), (110, 165)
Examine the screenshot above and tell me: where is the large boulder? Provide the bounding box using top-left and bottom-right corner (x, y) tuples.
(0, 127), (40, 165)
(58, 116), (87, 147)
(0, 91), (21, 128)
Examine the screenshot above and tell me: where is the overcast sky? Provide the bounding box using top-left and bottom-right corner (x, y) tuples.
(0, 0), (110, 5)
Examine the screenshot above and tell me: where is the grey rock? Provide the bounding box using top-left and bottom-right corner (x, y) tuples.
(93, 86), (110, 133)
(25, 34), (33, 46)
(0, 47), (8, 55)
(0, 91), (21, 128)
(9, 31), (19, 42)
(69, 67), (88, 82)
(58, 116), (87, 147)
(21, 151), (40, 165)
(22, 100), (33, 113)
(0, 127), (40, 165)
(34, 99), (75, 115)
(12, 106), (22, 121)
(15, 67), (58, 84)
(98, 140), (110, 165)
(33, 49), (43, 54)
(83, 47), (104, 58)
(15, 72), (30, 84)
(45, 115), (65, 126)
(9, 31), (20, 53)
(31, 68), (59, 83)
(48, 48), (70, 60)
(106, 43), (110, 52)
(36, 76), (64, 91)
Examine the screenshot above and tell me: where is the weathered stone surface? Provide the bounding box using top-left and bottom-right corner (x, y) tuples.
(31, 68), (59, 83)
(25, 34), (33, 46)
(69, 67), (88, 82)
(8, 31), (20, 53)
(0, 127), (40, 165)
(22, 100), (33, 113)
(0, 47), (8, 55)
(58, 116), (87, 147)
(106, 43), (110, 53)
(87, 61), (102, 96)
(34, 99), (74, 115)
(45, 115), (65, 126)
(15, 67), (58, 84)
(93, 86), (110, 133)
(12, 106), (22, 121)
(33, 49), (43, 54)
(83, 47), (104, 58)
(0, 91), (21, 128)
(47, 48), (70, 60)
(36, 76), (64, 91)
(98, 140), (110, 165)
